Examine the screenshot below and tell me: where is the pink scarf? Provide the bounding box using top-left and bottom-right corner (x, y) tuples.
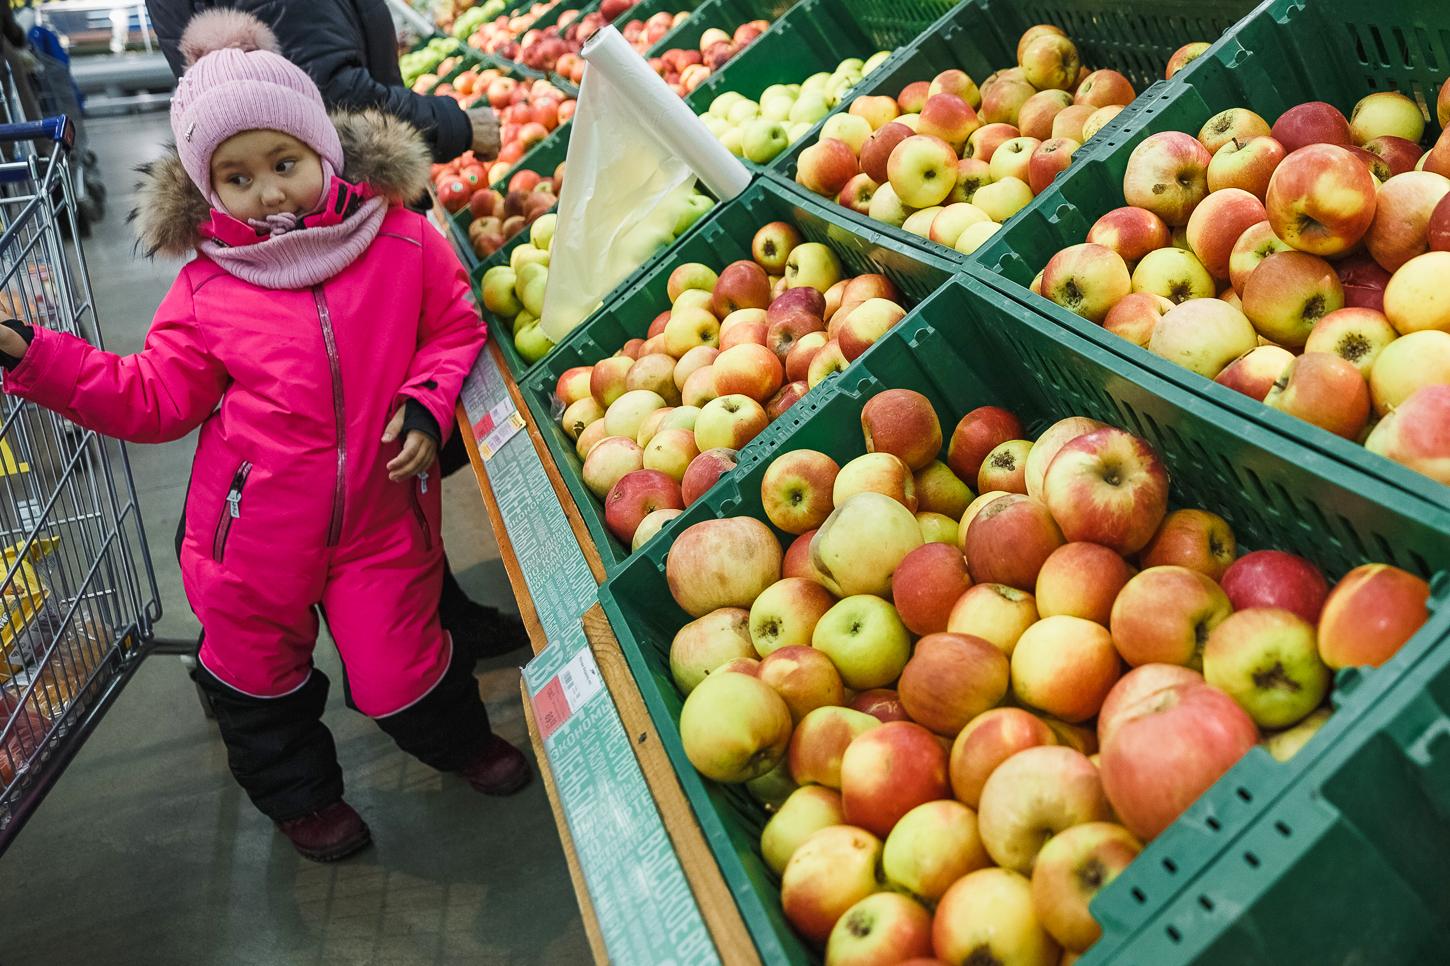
(197, 174), (388, 290)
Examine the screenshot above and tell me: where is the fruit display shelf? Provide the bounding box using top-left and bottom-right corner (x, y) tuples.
(968, 0), (1450, 511)
(515, 176), (958, 575)
(765, 0), (1258, 263)
(640, 0), (787, 63)
(597, 274), (1450, 964)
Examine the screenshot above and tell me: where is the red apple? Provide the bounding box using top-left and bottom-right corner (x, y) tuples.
(1109, 565), (1232, 668)
(840, 721), (951, 838)
(788, 705), (882, 788)
(1219, 550), (1328, 624)
(1270, 101), (1352, 153)
(948, 707), (1057, 808)
(680, 447), (738, 506)
(1040, 428), (1170, 556)
(892, 542), (972, 636)
(898, 632), (1010, 736)
(1317, 563), (1430, 669)
(965, 494), (1065, 591)
(861, 389), (943, 471)
(850, 688), (910, 723)
(1097, 663), (1205, 748)
(948, 406), (1023, 482)
(604, 469), (683, 544)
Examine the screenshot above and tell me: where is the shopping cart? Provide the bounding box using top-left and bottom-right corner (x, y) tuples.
(0, 114), (163, 855)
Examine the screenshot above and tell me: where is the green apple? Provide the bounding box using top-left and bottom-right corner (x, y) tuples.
(761, 93), (795, 121)
(517, 263), (548, 317)
(971, 177), (1033, 222)
(720, 126), (745, 157)
(513, 318), (555, 363)
(836, 57), (865, 74)
(728, 98), (761, 125)
(709, 90), (746, 118)
(529, 212), (556, 251)
(811, 593), (912, 690)
(790, 93), (833, 126)
(746, 759), (798, 812)
(480, 265), (522, 317)
(679, 670), (793, 782)
(863, 50), (893, 73)
(762, 786), (846, 875)
(761, 83), (793, 102)
(672, 193), (712, 237)
(784, 241), (843, 293)
(743, 118), (790, 163)
(801, 72), (832, 95)
(1203, 607), (1331, 729)
(510, 242), (549, 273)
(788, 121), (815, 142)
(700, 113), (729, 137)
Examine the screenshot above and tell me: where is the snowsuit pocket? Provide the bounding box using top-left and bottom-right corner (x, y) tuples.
(211, 460), (253, 563)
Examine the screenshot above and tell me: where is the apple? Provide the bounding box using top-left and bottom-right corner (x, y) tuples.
(851, 94), (902, 131)
(918, 93), (981, 150)
(1131, 246), (1216, 304)
(666, 516), (781, 616)
(574, 418), (609, 460)
(946, 580), (1038, 656)
(789, 705), (882, 788)
(797, 137), (861, 197)
(761, 785), (845, 875)
(669, 606), (755, 694)
(1098, 678), (1259, 840)
(1110, 565), (1232, 668)
(1140, 508), (1237, 580)
(1382, 250), (1450, 335)
(1270, 101), (1352, 153)
(1186, 188), (1268, 281)
(1041, 427), (1169, 556)
(1165, 40), (1211, 79)
(902, 206), (944, 239)
(988, 136), (1041, 184)
(1051, 104), (1097, 143)
(1363, 135), (1423, 178)
(882, 799), (992, 905)
(919, 508), (960, 543)
(1147, 297), (1258, 378)
(1229, 220), (1295, 295)
(898, 632), (1010, 736)
(1198, 108), (1272, 154)
(1021, 33), (1080, 91)
(861, 122), (916, 184)
(758, 449), (838, 535)
(712, 261), (774, 320)
(711, 344), (784, 404)
(1263, 706), (1333, 762)
(781, 825), (885, 946)
(964, 494), (1065, 591)
(1264, 351), (1371, 439)
(1035, 542), (1134, 625)
(590, 355), (634, 408)
(582, 435), (643, 499)
(1075, 69), (1135, 108)
(853, 389), (943, 472)
(838, 172), (879, 214)
(604, 469), (683, 543)
(822, 112), (875, 155)
(680, 447), (737, 506)
(1220, 549), (1329, 624)
(1016, 24), (1066, 62)
(1317, 563), (1430, 669)
(1123, 132), (1212, 226)
(1303, 306), (1398, 377)
(1097, 663), (1205, 747)
(1370, 329), (1450, 416)
(1207, 135), (1288, 200)
(1018, 89), (1073, 140)
(1365, 171), (1450, 273)
(632, 507), (682, 550)
(826, 892), (935, 966)
(1266, 144), (1378, 257)
(965, 122), (1020, 163)
(1082, 104), (1125, 141)
(981, 78), (1036, 127)
(785, 242), (844, 294)
(1204, 608), (1330, 728)
(978, 745), (1110, 873)
(679, 670), (792, 782)
(1103, 292), (1173, 346)
(1087, 206), (1173, 266)
(626, 354), (682, 407)
(812, 591), (913, 690)
(850, 689), (909, 723)
(1433, 193), (1450, 251)
(1365, 384), (1450, 483)
(668, 262), (718, 302)
(759, 645), (846, 723)
(948, 707), (1057, 808)
(754, 221), (803, 274)
(1039, 243), (1132, 323)
(892, 542), (972, 636)
(888, 135), (960, 209)
(972, 177), (1034, 222)
(1012, 615), (1122, 723)
(807, 338), (851, 388)
(694, 394), (768, 452)
(1027, 136), (1079, 194)
(838, 299), (908, 361)
(929, 202), (990, 247)
(946, 408), (1022, 486)
(767, 380), (809, 421)
(1349, 90), (1424, 145)
(786, 331), (830, 382)
(749, 576), (836, 658)
(977, 439), (1033, 494)
(1031, 822), (1142, 952)
(840, 721), (951, 838)
(933, 868), (1060, 966)
(643, 427), (700, 483)
(1024, 417), (1106, 499)
(663, 307), (721, 358)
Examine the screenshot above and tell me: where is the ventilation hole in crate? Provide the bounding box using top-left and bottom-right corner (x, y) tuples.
(1162, 857), (1178, 874)
(1244, 851), (1261, 868)
(1390, 26), (1413, 67)
(1207, 816), (1222, 832)
(1275, 821), (1292, 838)
(1167, 925), (1183, 944)
(1199, 894), (1216, 912)
(1237, 786), (1254, 803)
(1338, 516), (1370, 562)
(1132, 887), (1147, 904)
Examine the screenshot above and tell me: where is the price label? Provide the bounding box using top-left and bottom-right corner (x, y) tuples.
(531, 647), (605, 741)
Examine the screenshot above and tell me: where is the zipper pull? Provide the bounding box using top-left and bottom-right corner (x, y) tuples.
(417, 471), (428, 494)
(227, 488), (242, 519)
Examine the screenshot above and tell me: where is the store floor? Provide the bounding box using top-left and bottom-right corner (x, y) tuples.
(0, 113), (590, 965)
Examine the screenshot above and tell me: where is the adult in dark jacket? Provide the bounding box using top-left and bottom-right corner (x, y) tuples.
(148, 1), (522, 659)
(148, 0), (499, 165)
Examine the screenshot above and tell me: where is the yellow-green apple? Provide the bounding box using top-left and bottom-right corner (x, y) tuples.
(916, 511), (959, 545)
(838, 172), (879, 214)
(891, 542), (972, 636)
(966, 121), (1021, 162)
(850, 688), (909, 723)
(930, 69), (982, 107)
(1165, 41), (1211, 79)
(851, 94), (902, 131)
(667, 266), (717, 306)
(1109, 566), (1231, 668)
(883, 799), (991, 904)
(1082, 104), (1125, 141)
(673, 345), (718, 391)
(627, 354), (681, 407)
(762, 785), (845, 875)
(1303, 306), (1397, 377)
(1011, 616), (1123, 723)
(1366, 172), (1450, 272)
(575, 419), (609, 460)
(825, 892), (935, 966)
(1363, 135), (1423, 178)
(934, 867), (1060, 966)
(954, 221), (1001, 254)
(1021, 34), (1080, 91)
(760, 644), (847, 723)
(1028, 137), (1080, 194)
(590, 354), (634, 407)
(1041, 427), (1170, 556)
(605, 469), (684, 543)
(1025, 416), (1106, 499)
(669, 606), (755, 693)
(838, 298), (908, 361)
(901, 206), (944, 239)
(1264, 351), (1371, 438)
(978, 745), (1110, 873)
(1186, 188), (1268, 281)
(811, 593), (914, 689)
(666, 516), (781, 615)
(807, 338), (850, 388)
(1097, 663), (1205, 747)
(988, 136), (1041, 184)
(888, 134), (960, 208)
(643, 427), (700, 483)
(781, 825), (886, 945)
(1074, 69), (1135, 108)
(861, 122), (916, 184)
(1365, 384), (1450, 483)
(1369, 330), (1450, 415)
(694, 393), (769, 451)
(841, 720), (951, 837)
(1035, 542), (1135, 625)
(604, 388), (668, 440)
(798, 137), (861, 197)
(749, 576), (836, 656)
(1204, 608), (1330, 728)
(680, 447), (737, 505)
(633, 507), (683, 550)
(1018, 89), (1073, 140)
(1220, 549), (1329, 623)
(1270, 101), (1351, 152)
(1349, 90), (1424, 145)
(1098, 677), (1258, 839)
(977, 439), (1033, 494)
(1130, 246), (1216, 304)
(948, 406), (1023, 482)
(898, 632), (1010, 735)
(822, 112), (875, 155)
(747, 757), (798, 813)
(712, 344), (784, 403)
(784, 242), (845, 295)
(1266, 144), (1378, 256)
(582, 435), (643, 498)
(948, 581), (1039, 656)
(753, 221), (803, 274)
(761, 449), (839, 534)
(1383, 250), (1450, 334)
(1104, 291), (1174, 346)
(964, 492), (1065, 591)
(1031, 822), (1142, 951)
(1123, 132), (1212, 226)
(561, 397), (604, 442)
(1317, 562), (1430, 669)
(679, 670), (793, 782)
(918, 93), (981, 151)
(789, 704), (881, 787)
(1051, 104), (1097, 143)
(949, 707), (1057, 808)
(981, 77), (1036, 127)
(1228, 220), (1294, 294)
(915, 460), (972, 519)
(1147, 297), (1258, 377)
(973, 176), (1034, 222)
(832, 452), (918, 512)
(1263, 706), (1333, 762)
(1087, 206), (1173, 265)
(1017, 24), (1067, 62)
(663, 306), (721, 358)
(947, 158), (993, 203)
(1140, 508), (1237, 580)
(1207, 135), (1288, 200)
(1198, 107), (1272, 154)
(859, 389), (943, 470)
(929, 202), (991, 247)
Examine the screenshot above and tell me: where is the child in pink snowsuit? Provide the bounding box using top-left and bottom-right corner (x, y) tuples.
(0, 10), (530, 861)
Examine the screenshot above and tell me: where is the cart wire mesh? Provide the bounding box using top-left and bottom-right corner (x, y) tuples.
(0, 113), (161, 852)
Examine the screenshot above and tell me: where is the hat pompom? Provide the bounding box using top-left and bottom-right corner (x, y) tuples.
(179, 9), (280, 67)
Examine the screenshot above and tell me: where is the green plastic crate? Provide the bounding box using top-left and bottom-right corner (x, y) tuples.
(682, 0), (960, 171)
(767, 0), (1257, 262)
(597, 273), (1450, 964)
(515, 176), (957, 573)
(971, 0), (1450, 513)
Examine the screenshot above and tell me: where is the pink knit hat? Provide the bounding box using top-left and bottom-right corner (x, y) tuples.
(170, 10), (344, 206)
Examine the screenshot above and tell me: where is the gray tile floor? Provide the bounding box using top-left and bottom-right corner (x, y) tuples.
(0, 113), (590, 965)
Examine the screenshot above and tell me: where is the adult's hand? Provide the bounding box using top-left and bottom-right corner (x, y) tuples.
(468, 107), (501, 161)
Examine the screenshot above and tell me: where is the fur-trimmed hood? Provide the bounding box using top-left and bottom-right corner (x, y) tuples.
(130, 109), (431, 258)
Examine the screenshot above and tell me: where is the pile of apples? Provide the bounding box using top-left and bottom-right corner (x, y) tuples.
(552, 224), (916, 548)
(700, 52), (894, 164)
(446, 0), (508, 41)
(628, 19), (773, 94)
(422, 69), (575, 182)
(791, 26), (1141, 254)
(401, 36), (465, 89)
(461, 0), (564, 63)
(465, 166), (564, 259)
(1035, 78), (1450, 486)
(661, 391), (1432, 961)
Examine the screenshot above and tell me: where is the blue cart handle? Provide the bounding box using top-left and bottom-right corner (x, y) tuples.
(0, 117), (74, 150)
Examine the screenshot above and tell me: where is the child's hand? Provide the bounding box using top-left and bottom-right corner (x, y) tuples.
(382, 407), (437, 482)
(0, 324), (28, 363)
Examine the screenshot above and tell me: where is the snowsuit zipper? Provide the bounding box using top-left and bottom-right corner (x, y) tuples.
(312, 286), (346, 547)
(409, 472), (433, 549)
(212, 460), (253, 562)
